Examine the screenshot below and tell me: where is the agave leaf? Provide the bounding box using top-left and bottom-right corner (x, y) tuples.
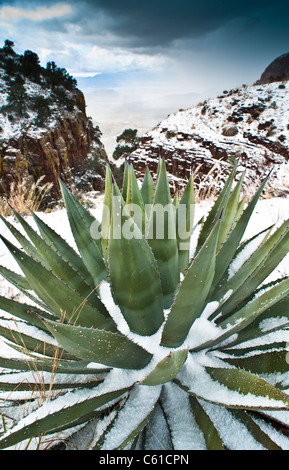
(31, 211), (96, 290)
(0, 214), (48, 268)
(196, 163), (237, 251)
(0, 262), (55, 314)
(205, 366), (289, 409)
(59, 180), (106, 286)
(143, 402), (173, 450)
(90, 406), (122, 449)
(0, 355), (45, 373)
(0, 352), (109, 375)
(125, 162), (142, 206)
(209, 224), (273, 315)
(176, 173), (195, 273)
(0, 320), (61, 359)
(11, 209), (106, 306)
(220, 348), (289, 375)
(60, 180), (103, 253)
(229, 408), (282, 450)
(223, 288), (289, 350)
(192, 277), (289, 352)
(220, 319), (289, 353)
(220, 276), (289, 333)
(189, 396), (224, 450)
(141, 165), (155, 206)
(233, 196), (246, 227)
(141, 350), (188, 386)
(0, 385), (127, 450)
(216, 173), (244, 252)
(97, 385), (161, 450)
(147, 158), (179, 308)
(121, 160), (130, 201)
(125, 163), (146, 233)
(0, 264), (54, 313)
(42, 317), (153, 370)
(108, 183), (164, 336)
(0, 370), (102, 391)
(218, 318), (289, 353)
(102, 164), (113, 258)
(161, 219), (220, 348)
(173, 191), (179, 208)
(197, 399), (281, 450)
(211, 175), (269, 288)
(214, 218), (289, 322)
(176, 355), (289, 410)
(0, 295), (53, 330)
(0, 235), (116, 331)
(0, 265), (30, 291)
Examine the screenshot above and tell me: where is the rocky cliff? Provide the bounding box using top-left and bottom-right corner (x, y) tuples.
(0, 42), (107, 204)
(0, 104), (107, 200)
(129, 80), (289, 197)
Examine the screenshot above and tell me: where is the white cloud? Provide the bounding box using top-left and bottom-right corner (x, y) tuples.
(72, 72), (101, 78)
(87, 45), (169, 73)
(0, 4), (71, 22)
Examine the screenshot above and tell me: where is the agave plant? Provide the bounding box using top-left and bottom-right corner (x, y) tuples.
(1, 159), (289, 450)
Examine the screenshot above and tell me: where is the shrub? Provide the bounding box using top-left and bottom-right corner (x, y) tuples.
(32, 95), (52, 126)
(1, 75), (29, 117)
(52, 86), (74, 111)
(1, 161), (289, 449)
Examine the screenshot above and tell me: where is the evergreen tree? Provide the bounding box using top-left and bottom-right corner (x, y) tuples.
(46, 61), (77, 90)
(20, 50), (41, 83)
(3, 40), (15, 55)
(113, 128), (140, 160)
(3, 74), (29, 117)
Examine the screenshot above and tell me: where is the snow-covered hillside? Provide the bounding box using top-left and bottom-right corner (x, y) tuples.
(0, 71), (56, 141)
(130, 81), (289, 195)
(0, 43), (107, 200)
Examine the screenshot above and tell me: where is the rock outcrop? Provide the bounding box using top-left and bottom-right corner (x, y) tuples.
(256, 53), (289, 85)
(0, 107), (106, 200)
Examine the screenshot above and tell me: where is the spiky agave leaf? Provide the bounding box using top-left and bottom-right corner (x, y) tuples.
(1, 160), (289, 450)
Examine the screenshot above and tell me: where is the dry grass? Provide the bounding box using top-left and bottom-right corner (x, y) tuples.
(0, 331), (65, 450)
(193, 162), (227, 203)
(0, 176), (53, 217)
(170, 162), (227, 204)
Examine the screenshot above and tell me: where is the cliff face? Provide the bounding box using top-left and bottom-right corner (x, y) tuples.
(0, 106), (106, 199)
(129, 81), (289, 196)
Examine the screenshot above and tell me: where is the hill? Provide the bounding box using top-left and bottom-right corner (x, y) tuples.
(129, 80), (289, 197)
(0, 40), (107, 205)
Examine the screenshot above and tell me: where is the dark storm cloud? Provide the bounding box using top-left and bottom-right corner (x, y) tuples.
(1, 0), (288, 51)
(66, 0), (287, 47)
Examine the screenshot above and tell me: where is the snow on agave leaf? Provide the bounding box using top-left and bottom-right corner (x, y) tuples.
(1, 160), (289, 450)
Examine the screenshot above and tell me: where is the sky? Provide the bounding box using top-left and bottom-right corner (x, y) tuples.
(0, 0), (289, 154)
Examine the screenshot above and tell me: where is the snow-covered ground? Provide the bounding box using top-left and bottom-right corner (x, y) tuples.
(148, 81), (289, 145)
